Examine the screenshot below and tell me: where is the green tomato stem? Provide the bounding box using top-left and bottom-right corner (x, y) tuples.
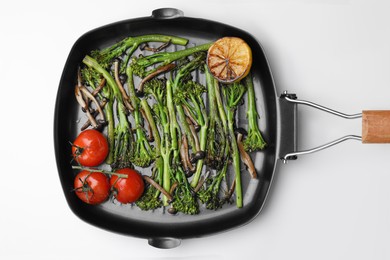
(72, 166), (128, 178)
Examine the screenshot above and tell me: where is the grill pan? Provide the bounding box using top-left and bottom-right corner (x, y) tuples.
(54, 8), (390, 248)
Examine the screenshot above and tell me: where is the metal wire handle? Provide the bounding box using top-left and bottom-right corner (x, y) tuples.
(281, 91), (362, 163)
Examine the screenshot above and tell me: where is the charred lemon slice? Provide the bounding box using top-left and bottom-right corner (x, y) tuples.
(207, 37), (252, 83)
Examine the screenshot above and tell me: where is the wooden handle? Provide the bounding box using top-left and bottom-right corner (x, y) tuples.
(362, 110), (390, 143)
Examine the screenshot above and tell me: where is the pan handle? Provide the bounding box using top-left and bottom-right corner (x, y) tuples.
(279, 91), (363, 163)
(362, 110), (390, 143)
(152, 8), (184, 19)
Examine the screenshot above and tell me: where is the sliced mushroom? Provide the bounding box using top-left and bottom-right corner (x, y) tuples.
(136, 63), (176, 95)
(180, 134), (196, 176)
(190, 150), (206, 164)
(237, 133), (257, 179)
(75, 85), (98, 129)
(187, 118), (200, 152)
(140, 41), (171, 52)
(81, 98), (108, 131)
(79, 86), (106, 128)
(183, 105), (200, 131)
(113, 60), (134, 112)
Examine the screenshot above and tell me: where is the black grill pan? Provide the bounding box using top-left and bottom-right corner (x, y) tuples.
(54, 8), (300, 248)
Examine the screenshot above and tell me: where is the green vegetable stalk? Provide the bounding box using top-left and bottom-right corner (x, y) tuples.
(205, 67), (226, 170)
(243, 73), (267, 152)
(125, 66), (155, 167)
(164, 79), (182, 206)
(143, 78), (171, 206)
(166, 79), (181, 155)
(92, 34), (189, 71)
(222, 82), (247, 208)
(187, 67), (211, 188)
(136, 99), (163, 210)
(131, 42), (213, 78)
(172, 54), (207, 158)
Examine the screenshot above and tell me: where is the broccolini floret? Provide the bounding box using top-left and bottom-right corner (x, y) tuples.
(171, 167), (199, 215)
(197, 162), (228, 210)
(136, 157), (164, 210)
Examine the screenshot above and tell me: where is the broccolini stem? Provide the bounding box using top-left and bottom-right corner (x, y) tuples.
(100, 34), (188, 57)
(83, 55), (123, 103)
(126, 66), (155, 167)
(243, 74), (266, 152)
(214, 82), (231, 163)
(154, 156), (164, 198)
(125, 66), (139, 110)
(189, 69), (211, 188)
(166, 80), (181, 151)
(96, 34), (188, 71)
(214, 80), (228, 133)
(133, 43), (213, 77)
(190, 124), (207, 187)
(205, 66), (226, 169)
(171, 54), (207, 153)
(155, 89), (172, 206)
(245, 73), (260, 132)
(120, 45), (138, 73)
(222, 82), (246, 208)
(139, 42), (211, 66)
(176, 105), (196, 151)
(226, 106), (243, 208)
(162, 142), (172, 206)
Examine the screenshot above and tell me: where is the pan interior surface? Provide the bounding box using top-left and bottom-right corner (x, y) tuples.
(54, 15), (278, 240)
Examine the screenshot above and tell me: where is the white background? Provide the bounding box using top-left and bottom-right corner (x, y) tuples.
(1, 0), (390, 259)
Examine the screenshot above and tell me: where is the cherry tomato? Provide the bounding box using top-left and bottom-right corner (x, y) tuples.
(110, 168), (144, 204)
(72, 129), (109, 167)
(74, 170), (110, 205)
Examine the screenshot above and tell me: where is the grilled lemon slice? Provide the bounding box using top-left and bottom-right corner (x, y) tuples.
(207, 37), (252, 83)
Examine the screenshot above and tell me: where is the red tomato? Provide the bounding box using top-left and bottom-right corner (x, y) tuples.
(72, 129), (109, 167)
(74, 170), (110, 205)
(110, 168), (144, 204)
